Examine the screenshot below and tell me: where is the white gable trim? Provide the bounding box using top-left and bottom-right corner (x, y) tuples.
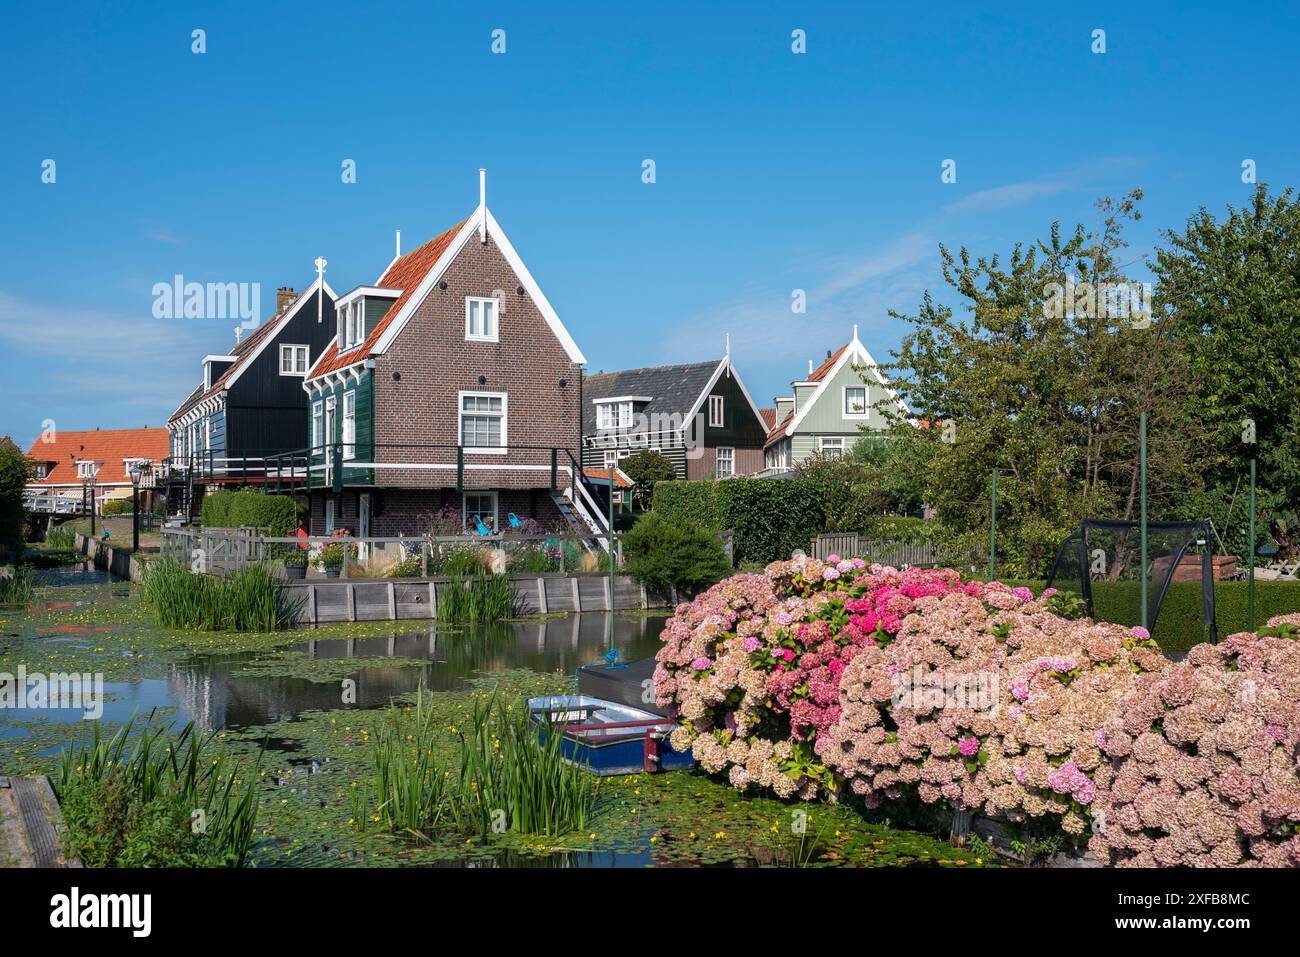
(682, 356), (767, 431)
(223, 276), (337, 392)
(784, 337), (909, 436)
(369, 206), (587, 366)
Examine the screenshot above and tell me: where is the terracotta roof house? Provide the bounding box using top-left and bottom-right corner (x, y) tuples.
(25, 427), (170, 513)
(581, 352), (768, 481)
(297, 171), (599, 541)
(165, 272), (337, 518)
(762, 326), (908, 472)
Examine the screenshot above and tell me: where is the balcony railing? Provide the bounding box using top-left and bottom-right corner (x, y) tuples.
(162, 449), (311, 484)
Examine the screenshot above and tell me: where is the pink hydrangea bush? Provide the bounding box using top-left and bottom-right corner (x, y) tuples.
(1088, 615), (1300, 867)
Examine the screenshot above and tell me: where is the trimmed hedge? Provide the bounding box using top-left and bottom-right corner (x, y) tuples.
(1003, 578), (1300, 657)
(652, 479), (825, 566)
(200, 490), (300, 536)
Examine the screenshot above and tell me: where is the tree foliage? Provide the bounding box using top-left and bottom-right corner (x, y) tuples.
(619, 449), (676, 510)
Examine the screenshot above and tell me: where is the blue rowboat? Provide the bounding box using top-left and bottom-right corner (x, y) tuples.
(527, 694), (696, 776)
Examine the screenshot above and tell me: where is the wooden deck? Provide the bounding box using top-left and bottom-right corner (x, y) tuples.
(0, 776), (80, 868)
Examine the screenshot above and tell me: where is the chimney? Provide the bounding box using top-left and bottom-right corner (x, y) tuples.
(276, 287), (296, 316)
(395, 228), (401, 259)
(807, 359), (813, 376)
(826, 349), (832, 359)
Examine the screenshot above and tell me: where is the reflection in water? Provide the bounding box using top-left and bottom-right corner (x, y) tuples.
(167, 614), (668, 732)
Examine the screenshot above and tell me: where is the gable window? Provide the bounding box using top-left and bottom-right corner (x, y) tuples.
(280, 344), (309, 375)
(460, 392), (506, 452)
(715, 446), (735, 477)
(463, 491), (499, 533)
(311, 401), (323, 450)
(342, 391), (357, 460)
(818, 437), (845, 459)
(844, 386), (868, 417)
(596, 400), (632, 431)
(708, 395), (725, 428)
(465, 297), (499, 342)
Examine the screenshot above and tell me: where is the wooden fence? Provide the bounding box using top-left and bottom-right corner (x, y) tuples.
(814, 532), (964, 568)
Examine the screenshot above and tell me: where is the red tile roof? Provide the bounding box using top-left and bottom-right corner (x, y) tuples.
(765, 408), (795, 445)
(307, 219), (468, 379)
(583, 466), (632, 489)
(759, 407), (777, 430)
(25, 428), (169, 487)
(808, 344), (847, 382)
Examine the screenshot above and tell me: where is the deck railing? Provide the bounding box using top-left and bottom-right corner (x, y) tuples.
(160, 525), (623, 578)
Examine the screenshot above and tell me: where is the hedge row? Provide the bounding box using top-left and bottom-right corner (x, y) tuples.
(200, 490), (301, 536)
(1004, 579), (1300, 657)
(652, 479), (825, 566)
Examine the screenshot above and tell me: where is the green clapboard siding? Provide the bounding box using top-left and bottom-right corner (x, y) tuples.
(308, 370), (374, 487)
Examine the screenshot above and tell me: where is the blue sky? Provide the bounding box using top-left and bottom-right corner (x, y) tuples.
(2, 1), (1297, 448)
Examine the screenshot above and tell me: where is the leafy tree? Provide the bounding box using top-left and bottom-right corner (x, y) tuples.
(883, 191), (1208, 576)
(1154, 184), (1300, 553)
(619, 450), (676, 510)
(0, 439), (28, 561)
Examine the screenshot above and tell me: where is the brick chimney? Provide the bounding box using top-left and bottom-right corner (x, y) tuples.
(276, 287), (297, 316)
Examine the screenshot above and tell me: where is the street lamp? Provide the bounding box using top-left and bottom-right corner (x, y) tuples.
(128, 463), (145, 553)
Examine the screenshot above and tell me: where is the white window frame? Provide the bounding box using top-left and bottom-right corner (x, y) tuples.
(76, 460), (97, 479)
(465, 296), (500, 343)
(708, 394), (725, 428)
(342, 390), (357, 460)
(818, 437), (845, 458)
(715, 446), (735, 477)
(458, 390), (507, 454)
(843, 385), (869, 418)
(603, 449), (631, 468)
(596, 400), (632, 431)
(311, 401), (323, 450)
(280, 344), (309, 376)
(463, 491), (499, 532)
(324, 498), (336, 534)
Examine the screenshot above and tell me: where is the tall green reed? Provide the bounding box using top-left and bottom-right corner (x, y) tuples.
(141, 558), (283, 631)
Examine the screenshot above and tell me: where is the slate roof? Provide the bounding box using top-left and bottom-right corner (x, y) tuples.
(581, 360), (721, 435)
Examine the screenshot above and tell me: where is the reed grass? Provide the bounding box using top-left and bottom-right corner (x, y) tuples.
(45, 526), (77, 548)
(0, 564), (34, 604)
(359, 691), (597, 841)
(141, 557), (283, 631)
(438, 570), (517, 624)
(55, 713), (263, 867)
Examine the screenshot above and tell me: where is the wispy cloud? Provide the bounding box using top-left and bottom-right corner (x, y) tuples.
(942, 157), (1142, 215)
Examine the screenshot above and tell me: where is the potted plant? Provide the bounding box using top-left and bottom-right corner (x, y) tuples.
(316, 540), (356, 578)
(284, 549), (308, 580)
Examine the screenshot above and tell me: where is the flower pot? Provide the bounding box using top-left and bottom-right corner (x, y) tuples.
(324, 567), (340, 579)
(285, 564), (307, 580)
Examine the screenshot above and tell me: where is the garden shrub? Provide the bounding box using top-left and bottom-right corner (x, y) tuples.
(623, 511), (730, 596)
(653, 478), (826, 565)
(0, 441), (27, 562)
(654, 559), (1300, 865)
(201, 489), (300, 536)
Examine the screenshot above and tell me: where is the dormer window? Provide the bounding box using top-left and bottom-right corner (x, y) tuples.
(465, 297), (499, 342)
(596, 400), (633, 431)
(76, 460), (98, 479)
(340, 301), (366, 351)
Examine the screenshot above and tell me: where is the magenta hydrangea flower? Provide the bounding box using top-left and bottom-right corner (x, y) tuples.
(742, 636), (761, 652)
(958, 736), (980, 757)
(1130, 626), (1150, 640)
(690, 657), (711, 671)
(822, 567), (840, 581)
(826, 554), (842, 564)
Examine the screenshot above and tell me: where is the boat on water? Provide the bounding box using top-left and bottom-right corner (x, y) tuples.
(526, 657), (695, 776)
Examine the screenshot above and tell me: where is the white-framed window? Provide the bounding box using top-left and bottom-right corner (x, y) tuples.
(603, 449), (631, 468)
(459, 391), (506, 452)
(465, 297), (499, 342)
(342, 391), (356, 460)
(844, 386), (868, 417)
(463, 491), (498, 532)
(324, 498), (336, 534)
(339, 301), (367, 351)
(708, 395), (724, 428)
(715, 446), (735, 477)
(765, 443), (790, 471)
(76, 460), (97, 479)
(280, 344), (309, 375)
(32, 463), (48, 479)
(325, 396), (337, 452)
(596, 400), (632, 431)
(312, 401), (323, 449)
(818, 437), (845, 459)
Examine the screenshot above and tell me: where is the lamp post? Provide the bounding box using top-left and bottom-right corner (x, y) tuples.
(129, 463), (145, 553)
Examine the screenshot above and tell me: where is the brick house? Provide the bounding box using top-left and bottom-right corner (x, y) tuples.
(25, 428), (170, 513)
(581, 353), (768, 480)
(299, 172), (599, 539)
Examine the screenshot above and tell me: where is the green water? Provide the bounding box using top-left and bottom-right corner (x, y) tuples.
(0, 565), (997, 868)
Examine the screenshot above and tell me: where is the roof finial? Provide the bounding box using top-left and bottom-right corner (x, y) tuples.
(725, 332), (732, 377)
(395, 228), (401, 259)
(479, 168), (487, 244)
(807, 358), (813, 376)
(852, 323), (859, 342)
(233, 325), (243, 346)
(314, 256), (327, 323)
